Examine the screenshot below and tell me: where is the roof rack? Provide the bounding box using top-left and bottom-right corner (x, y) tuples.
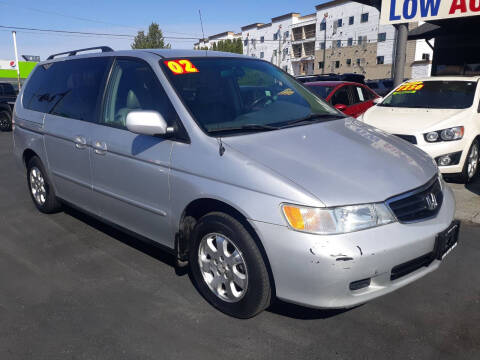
(47, 46), (113, 60)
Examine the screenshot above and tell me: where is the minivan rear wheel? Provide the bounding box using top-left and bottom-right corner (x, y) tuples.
(0, 110), (11, 132)
(27, 157), (62, 213)
(189, 212), (271, 318)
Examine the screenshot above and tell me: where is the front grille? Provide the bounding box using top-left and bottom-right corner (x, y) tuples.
(390, 252), (434, 280)
(387, 177), (443, 223)
(394, 134), (417, 144)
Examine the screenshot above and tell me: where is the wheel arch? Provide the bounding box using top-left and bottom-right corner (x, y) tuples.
(23, 148), (39, 168)
(176, 197), (277, 296)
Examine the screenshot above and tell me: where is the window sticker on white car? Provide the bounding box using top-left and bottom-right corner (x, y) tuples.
(393, 81), (424, 94)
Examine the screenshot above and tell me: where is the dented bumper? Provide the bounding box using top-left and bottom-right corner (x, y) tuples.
(251, 185), (456, 309)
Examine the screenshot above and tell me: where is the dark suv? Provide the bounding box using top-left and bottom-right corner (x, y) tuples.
(0, 82), (17, 131)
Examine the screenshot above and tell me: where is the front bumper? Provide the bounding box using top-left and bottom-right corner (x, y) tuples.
(417, 138), (467, 174)
(251, 185), (456, 309)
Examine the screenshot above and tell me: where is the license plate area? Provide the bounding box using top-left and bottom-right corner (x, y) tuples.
(434, 220), (460, 260)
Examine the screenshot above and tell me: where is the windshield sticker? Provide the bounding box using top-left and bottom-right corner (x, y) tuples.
(278, 88), (294, 96)
(164, 59), (199, 75)
(393, 81), (424, 94)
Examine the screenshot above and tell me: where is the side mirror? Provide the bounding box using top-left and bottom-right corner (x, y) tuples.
(334, 103), (347, 111)
(373, 97), (383, 105)
(126, 110), (174, 136)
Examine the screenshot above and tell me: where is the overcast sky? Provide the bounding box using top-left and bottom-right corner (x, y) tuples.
(0, 0), (323, 60)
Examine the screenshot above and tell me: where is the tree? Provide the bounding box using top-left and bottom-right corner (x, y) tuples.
(131, 22), (171, 49)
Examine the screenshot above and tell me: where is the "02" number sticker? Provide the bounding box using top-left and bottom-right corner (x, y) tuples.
(164, 59), (199, 75)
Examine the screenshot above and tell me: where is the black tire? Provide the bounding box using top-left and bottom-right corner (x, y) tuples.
(0, 109), (12, 132)
(445, 139), (479, 184)
(27, 156), (62, 213)
(189, 212), (271, 318)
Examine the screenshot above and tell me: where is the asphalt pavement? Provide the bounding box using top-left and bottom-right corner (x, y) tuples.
(0, 132), (479, 360)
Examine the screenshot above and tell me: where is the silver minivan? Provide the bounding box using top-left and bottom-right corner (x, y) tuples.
(13, 47), (458, 318)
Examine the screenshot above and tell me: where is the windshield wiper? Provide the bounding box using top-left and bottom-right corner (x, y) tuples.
(279, 113), (344, 128)
(207, 124), (279, 134)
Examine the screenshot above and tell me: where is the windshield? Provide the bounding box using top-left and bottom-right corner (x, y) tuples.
(161, 57), (340, 135)
(305, 85), (334, 99)
(379, 80), (477, 109)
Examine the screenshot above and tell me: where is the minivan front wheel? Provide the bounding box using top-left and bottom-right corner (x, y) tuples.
(189, 212), (271, 318)
(27, 157), (61, 213)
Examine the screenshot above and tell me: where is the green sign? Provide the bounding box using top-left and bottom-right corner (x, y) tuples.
(0, 61), (37, 79)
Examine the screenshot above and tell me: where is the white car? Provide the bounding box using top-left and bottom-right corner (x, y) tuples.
(359, 76), (480, 183)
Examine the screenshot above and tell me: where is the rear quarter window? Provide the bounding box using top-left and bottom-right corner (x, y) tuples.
(22, 58), (110, 121)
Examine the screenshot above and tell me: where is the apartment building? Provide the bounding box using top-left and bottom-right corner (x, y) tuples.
(241, 13), (299, 74)
(194, 1), (433, 80)
(194, 31), (241, 49)
(312, 0), (432, 79)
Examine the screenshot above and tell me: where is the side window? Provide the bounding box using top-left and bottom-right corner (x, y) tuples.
(49, 58), (110, 121)
(102, 59), (178, 130)
(331, 86), (350, 106)
(22, 63), (56, 113)
(361, 86), (375, 101)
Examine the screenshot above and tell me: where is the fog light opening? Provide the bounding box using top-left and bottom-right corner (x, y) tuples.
(349, 278), (371, 291)
(437, 155), (452, 166)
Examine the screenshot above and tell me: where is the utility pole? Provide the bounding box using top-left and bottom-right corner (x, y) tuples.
(322, 13), (328, 75)
(12, 31), (21, 91)
(393, 23), (408, 87)
(278, 25), (282, 67)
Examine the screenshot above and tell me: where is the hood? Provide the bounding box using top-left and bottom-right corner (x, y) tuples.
(363, 106), (470, 133)
(222, 118), (436, 207)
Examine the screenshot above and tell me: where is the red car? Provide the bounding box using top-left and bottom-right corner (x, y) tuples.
(305, 81), (379, 118)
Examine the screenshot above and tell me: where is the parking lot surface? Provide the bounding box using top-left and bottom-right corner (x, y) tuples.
(1, 132), (479, 360)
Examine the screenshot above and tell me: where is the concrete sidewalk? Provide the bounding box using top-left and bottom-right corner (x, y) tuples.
(449, 179), (480, 224)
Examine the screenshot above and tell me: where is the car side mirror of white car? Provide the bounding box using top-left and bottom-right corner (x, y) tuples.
(373, 97), (383, 105)
(126, 110), (174, 136)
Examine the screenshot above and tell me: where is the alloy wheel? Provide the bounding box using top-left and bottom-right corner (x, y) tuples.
(198, 233), (248, 303)
(467, 143), (479, 179)
(29, 167), (47, 206)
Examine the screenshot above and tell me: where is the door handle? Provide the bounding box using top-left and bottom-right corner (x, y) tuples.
(93, 141), (108, 155)
(74, 136), (87, 149)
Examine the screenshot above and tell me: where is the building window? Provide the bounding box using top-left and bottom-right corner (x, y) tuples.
(260, 52), (264, 59)
(422, 53), (430, 60)
(318, 61), (324, 69)
(349, 16), (354, 25)
(356, 58), (361, 65)
(337, 40), (342, 48)
(335, 60), (340, 68)
(260, 36), (264, 43)
(273, 32), (279, 41)
(378, 32), (386, 42)
(337, 19), (343, 27)
(273, 49), (277, 56)
(320, 22), (326, 31)
(347, 38), (353, 46)
(358, 36), (367, 45)
(377, 56), (384, 64)
(320, 42), (326, 50)
(243, 39), (248, 46)
(346, 58), (352, 66)
(361, 13), (369, 23)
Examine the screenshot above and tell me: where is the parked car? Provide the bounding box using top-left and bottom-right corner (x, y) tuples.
(365, 79), (394, 97)
(296, 73), (365, 84)
(0, 82), (17, 131)
(359, 77), (480, 183)
(14, 48), (457, 318)
(305, 81), (379, 118)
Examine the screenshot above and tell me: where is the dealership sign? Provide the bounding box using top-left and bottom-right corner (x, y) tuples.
(0, 60), (18, 70)
(380, 0), (480, 24)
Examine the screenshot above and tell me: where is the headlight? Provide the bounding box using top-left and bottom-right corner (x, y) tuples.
(441, 126), (464, 141)
(282, 203), (395, 235)
(424, 126), (464, 142)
